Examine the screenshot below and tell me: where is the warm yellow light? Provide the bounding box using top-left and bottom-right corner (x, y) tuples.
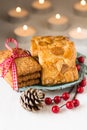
(80, 0), (86, 6)
(77, 27), (82, 33)
(23, 25), (28, 31)
(16, 7), (22, 13)
(39, 0), (44, 4)
(55, 14), (61, 19)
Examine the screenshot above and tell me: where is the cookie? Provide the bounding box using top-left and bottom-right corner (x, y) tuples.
(31, 36), (78, 86)
(0, 48), (41, 88)
(18, 72), (40, 83)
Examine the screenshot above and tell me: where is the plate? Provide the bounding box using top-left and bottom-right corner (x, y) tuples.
(19, 52), (87, 92)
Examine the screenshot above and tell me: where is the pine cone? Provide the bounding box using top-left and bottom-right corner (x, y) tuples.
(20, 88), (45, 112)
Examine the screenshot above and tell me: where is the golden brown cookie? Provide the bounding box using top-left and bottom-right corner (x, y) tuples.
(0, 48), (41, 76)
(0, 48), (41, 88)
(31, 36), (78, 86)
(18, 72), (40, 83)
(18, 79), (40, 88)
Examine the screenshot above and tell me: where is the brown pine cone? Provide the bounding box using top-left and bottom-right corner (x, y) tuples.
(20, 88), (45, 112)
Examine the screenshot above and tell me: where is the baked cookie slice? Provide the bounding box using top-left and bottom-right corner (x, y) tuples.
(31, 36), (78, 86)
(0, 48), (41, 89)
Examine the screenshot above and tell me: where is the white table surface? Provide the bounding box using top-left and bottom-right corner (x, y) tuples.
(0, 0), (87, 130)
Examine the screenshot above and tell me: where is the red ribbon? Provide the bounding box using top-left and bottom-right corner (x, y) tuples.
(0, 38), (30, 91)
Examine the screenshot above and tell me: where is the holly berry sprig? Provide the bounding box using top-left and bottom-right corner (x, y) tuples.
(45, 77), (86, 113)
(44, 56), (86, 113)
(76, 56), (85, 71)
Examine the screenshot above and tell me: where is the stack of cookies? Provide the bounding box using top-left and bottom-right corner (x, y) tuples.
(30, 36), (78, 86)
(0, 48), (41, 88)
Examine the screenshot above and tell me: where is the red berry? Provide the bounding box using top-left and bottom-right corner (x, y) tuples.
(78, 56), (85, 63)
(79, 79), (86, 87)
(77, 87), (84, 93)
(62, 92), (70, 100)
(52, 105), (60, 113)
(72, 99), (80, 107)
(45, 97), (52, 105)
(54, 96), (61, 104)
(66, 101), (74, 109)
(76, 64), (80, 71)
